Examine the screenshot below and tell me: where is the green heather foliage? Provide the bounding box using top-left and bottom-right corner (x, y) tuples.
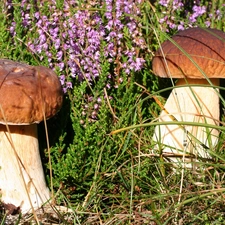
(1, 0), (225, 223)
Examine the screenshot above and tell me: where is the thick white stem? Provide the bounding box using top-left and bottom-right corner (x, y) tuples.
(153, 79), (220, 167)
(0, 124), (50, 213)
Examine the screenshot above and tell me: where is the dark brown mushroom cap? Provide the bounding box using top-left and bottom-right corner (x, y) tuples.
(152, 27), (225, 78)
(0, 59), (63, 125)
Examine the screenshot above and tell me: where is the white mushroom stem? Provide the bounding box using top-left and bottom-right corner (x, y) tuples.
(0, 124), (50, 213)
(153, 78), (220, 167)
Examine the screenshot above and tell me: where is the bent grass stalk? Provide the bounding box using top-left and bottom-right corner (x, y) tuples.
(38, 67), (54, 202)
(111, 121), (223, 139)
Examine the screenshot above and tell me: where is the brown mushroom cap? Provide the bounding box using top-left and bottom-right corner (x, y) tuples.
(0, 59), (63, 125)
(152, 27), (225, 78)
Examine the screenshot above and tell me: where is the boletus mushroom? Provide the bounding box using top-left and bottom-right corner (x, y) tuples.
(0, 59), (63, 213)
(152, 27), (225, 167)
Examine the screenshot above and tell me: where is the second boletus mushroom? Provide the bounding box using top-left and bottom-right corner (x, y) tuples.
(152, 27), (225, 167)
(0, 59), (63, 213)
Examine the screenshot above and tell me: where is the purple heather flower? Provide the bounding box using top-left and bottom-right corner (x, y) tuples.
(125, 68), (130, 74)
(94, 51), (100, 60)
(22, 13), (31, 26)
(9, 22), (16, 36)
(127, 21), (137, 33)
(106, 3), (112, 12)
(159, 0), (169, 7)
(62, 81), (73, 93)
(205, 21), (211, 27)
(105, 20), (113, 30)
(189, 5), (206, 23)
(105, 12), (112, 20)
(167, 21), (176, 29)
(54, 39), (61, 50)
(21, 0), (27, 8)
(39, 33), (46, 45)
(59, 75), (65, 85)
(172, 0), (183, 10)
(177, 24), (184, 30)
(92, 69), (99, 78)
(94, 104), (99, 110)
(216, 9), (222, 19)
(27, 42), (35, 52)
(42, 43), (48, 50)
(58, 62), (65, 71)
(193, 5), (206, 15)
(66, 82), (72, 89)
(97, 97), (102, 103)
(34, 12), (40, 20)
(134, 58), (145, 71)
(189, 15), (197, 23)
(56, 51), (63, 61)
(91, 111), (97, 119)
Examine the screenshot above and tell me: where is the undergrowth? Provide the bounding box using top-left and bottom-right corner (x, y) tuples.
(0, 0), (225, 224)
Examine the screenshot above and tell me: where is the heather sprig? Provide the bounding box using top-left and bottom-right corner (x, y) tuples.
(156, 0), (225, 33)
(7, 0), (146, 93)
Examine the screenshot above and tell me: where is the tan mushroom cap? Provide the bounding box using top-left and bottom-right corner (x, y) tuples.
(0, 59), (63, 125)
(152, 27), (225, 78)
